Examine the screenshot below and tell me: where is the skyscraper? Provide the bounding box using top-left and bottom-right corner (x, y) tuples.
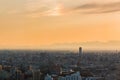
(0, 65), (2, 71)
(33, 70), (41, 80)
(79, 47), (82, 57)
(77, 47), (82, 67)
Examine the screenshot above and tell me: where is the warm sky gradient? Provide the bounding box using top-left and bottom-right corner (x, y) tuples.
(0, 0), (120, 50)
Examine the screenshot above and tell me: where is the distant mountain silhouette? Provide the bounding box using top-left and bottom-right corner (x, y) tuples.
(42, 41), (120, 50)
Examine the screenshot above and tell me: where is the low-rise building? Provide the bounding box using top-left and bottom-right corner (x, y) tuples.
(45, 72), (82, 80)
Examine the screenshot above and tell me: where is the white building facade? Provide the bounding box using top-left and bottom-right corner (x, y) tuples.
(45, 72), (82, 80)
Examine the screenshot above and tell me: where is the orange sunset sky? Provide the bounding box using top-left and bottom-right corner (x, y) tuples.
(0, 0), (120, 50)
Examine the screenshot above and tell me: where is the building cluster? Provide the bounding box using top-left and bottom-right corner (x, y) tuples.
(0, 63), (97, 80)
(0, 65), (41, 80)
(45, 72), (82, 80)
(0, 47), (119, 80)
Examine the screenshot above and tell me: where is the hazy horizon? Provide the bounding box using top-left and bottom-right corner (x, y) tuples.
(0, 41), (120, 51)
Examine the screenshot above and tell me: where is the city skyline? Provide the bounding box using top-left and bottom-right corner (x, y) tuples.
(0, 0), (120, 49)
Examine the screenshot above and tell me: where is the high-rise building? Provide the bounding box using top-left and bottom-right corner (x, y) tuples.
(77, 47), (82, 67)
(0, 65), (9, 80)
(0, 65), (2, 71)
(79, 47), (82, 57)
(33, 70), (41, 80)
(15, 70), (22, 80)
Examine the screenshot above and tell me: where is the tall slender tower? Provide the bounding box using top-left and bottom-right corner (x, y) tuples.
(77, 47), (82, 67)
(79, 47), (82, 57)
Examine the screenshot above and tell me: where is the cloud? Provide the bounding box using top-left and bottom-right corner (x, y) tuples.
(8, 1), (120, 17)
(24, 1), (68, 17)
(74, 2), (120, 14)
(25, 1), (120, 17)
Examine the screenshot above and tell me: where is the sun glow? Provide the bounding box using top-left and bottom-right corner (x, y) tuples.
(48, 4), (64, 16)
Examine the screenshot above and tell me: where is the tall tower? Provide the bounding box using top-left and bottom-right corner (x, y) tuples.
(79, 47), (82, 57)
(77, 47), (82, 67)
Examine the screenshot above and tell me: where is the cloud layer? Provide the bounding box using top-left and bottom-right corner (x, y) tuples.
(7, 0), (120, 17)
(74, 2), (120, 14)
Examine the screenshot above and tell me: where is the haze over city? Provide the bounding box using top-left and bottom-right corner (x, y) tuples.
(0, 0), (120, 50)
(0, 1), (120, 80)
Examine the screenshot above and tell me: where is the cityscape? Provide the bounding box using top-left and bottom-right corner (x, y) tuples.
(0, 47), (120, 80)
(0, 0), (120, 80)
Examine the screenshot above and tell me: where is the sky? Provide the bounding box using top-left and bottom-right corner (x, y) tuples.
(0, 0), (120, 50)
